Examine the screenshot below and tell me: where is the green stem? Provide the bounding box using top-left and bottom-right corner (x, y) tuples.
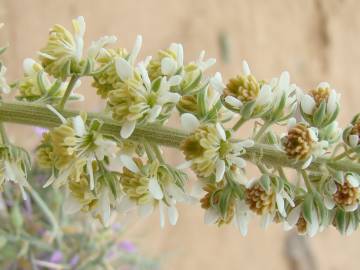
(58, 75), (79, 110)
(301, 170), (313, 192)
(150, 143), (165, 163)
(25, 185), (62, 245)
(254, 121), (272, 141)
(232, 117), (247, 131)
(0, 101), (360, 175)
(0, 122), (9, 145)
(333, 149), (355, 161)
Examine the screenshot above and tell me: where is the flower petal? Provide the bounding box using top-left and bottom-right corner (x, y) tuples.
(349, 134), (359, 148)
(115, 58), (133, 81)
(149, 178), (163, 200)
(256, 84), (272, 106)
(120, 155), (139, 173)
(287, 204), (302, 227)
(215, 159), (226, 182)
(216, 123), (226, 141)
(128, 35), (142, 65)
(168, 75), (182, 86)
(73, 116), (86, 137)
(242, 60), (251, 76)
(204, 208), (219, 224)
(159, 200), (165, 228)
(301, 94), (316, 115)
(120, 121), (136, 139)
(161, 57), (177, 75)
(276, 193), (286, 217)
(168, 205), (179, 225)
(225, 96), (242, 108)
(180, 113), (200, 133)
(210, 72), (226, 94)
(279, 71), (290, 90)
(327, 89), (337, 115)
(347, 174), (360, 187)
(147, 105), (162, 123)
(302, 156), (313, 169)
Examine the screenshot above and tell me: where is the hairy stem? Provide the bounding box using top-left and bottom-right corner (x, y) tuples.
(0, 101), (359, 174)
(58, 75), (79, 110)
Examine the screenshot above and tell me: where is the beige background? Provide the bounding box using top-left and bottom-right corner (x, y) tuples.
(1, 0), (360, 269)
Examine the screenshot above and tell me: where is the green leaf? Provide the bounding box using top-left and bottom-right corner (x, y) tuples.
(47, 79), (63, 96)
(259, 175), (271, 193)
(313, 101), (326, 127)
(240, 100), (256, 119)
(303, 194), (314, 224)
(197, 86), (208, 117)
(151, 77), (162, 92)
(219, 188), (232, 217)
(36, 71), (48, 95)
(271, 92), (286, 121)
(182, 70), (202, 93)
(335, 209), (346, 235)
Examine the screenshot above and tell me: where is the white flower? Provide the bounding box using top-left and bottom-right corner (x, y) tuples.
(300, 82), (340, 127)
(180, 113), (252, 181)
(113, 60), (181, 139)
(44, 105), (118, 190)
(160, 43), (184, 77)
(196, 50), (216, 71)
(0, 64), (10, 94)
(115, 35), (143, 81)
(1, 159), (28, 200)
(64, 177), (114, 227)
(88, 35), (117, 59)
(267, 71), (298, 121)
(283, 118), (328, 169)
(286, 203), (319, 237)
(119, 156), (186, 228)
(323, 173), (360, 212)
(38, 16), (86, 78)
(222, 61), (273, 118)
(233, 200), (253, 236)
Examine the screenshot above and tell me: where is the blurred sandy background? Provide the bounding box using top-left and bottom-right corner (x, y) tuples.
(1, 0), (360, 269)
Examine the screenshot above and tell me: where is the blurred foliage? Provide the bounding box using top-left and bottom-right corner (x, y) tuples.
(0, 166), (160, 270)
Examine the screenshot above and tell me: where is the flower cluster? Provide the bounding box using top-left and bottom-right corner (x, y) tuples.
(0, 16), (359, 237)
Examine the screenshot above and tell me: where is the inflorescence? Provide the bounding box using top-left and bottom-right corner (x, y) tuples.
(0, 17), (360, 236)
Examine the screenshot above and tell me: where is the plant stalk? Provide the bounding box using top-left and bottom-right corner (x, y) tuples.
(0, 101), (359, 174)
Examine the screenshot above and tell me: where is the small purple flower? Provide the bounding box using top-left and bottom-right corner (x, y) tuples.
(49, 250), (63, 263)
(118, 240), (137, 253)
(69, 255), (80, 268)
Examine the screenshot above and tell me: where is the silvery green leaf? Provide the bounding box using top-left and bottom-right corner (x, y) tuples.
(240, 100), (256, 119)
(324, 104), (339, 127)
(219, 188), (232, 217)
(182, 71), (202, 94)
(313, 101), (326, 127)
(303, 194), (314, 224)
(36, 71), (47, 95)
(151, 77), (162, 92)
(335, 208), (346, 235)
(81, 58), (93, 76)
(313, 191), (328, 225)
(47, 79), (63, 96)
(197, 87), (208, 117)
(270, 92), (286, 121)
(89, 118), (103, 131)
(259, 175), (271, 193)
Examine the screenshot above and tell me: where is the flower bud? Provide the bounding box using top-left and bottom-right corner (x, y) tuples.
(300, 82), (340, 128)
